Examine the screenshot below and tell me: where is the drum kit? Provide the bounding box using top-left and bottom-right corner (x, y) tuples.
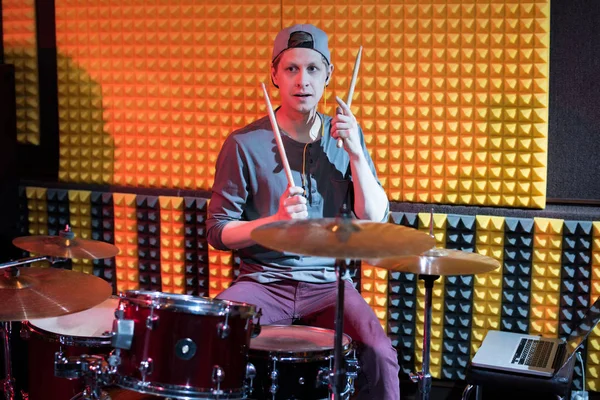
(0, 216), (499, 400)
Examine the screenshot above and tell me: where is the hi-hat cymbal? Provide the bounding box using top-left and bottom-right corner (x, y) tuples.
(250, 218), (435, 259)
(369, 248), (500, 276)
(13, 235), (120, 259)
(0, 267), (113, 321)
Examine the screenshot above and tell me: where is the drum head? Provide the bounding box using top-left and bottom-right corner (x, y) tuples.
(28, 296), (118, 338)
(250, 325), (351, 353)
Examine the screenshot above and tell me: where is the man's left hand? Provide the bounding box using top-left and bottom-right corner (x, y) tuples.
(331, 96), (362, 159)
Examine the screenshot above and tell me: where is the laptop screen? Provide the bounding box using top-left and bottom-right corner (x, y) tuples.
(565, 296), (600, 355)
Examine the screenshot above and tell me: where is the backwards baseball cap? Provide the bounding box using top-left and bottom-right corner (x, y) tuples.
(271, 24), (331, 65)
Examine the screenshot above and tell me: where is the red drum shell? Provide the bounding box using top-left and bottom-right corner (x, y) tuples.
(115, 291), (257, 398)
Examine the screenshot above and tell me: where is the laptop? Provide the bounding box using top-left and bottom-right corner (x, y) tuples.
(472, 296), (600, 377)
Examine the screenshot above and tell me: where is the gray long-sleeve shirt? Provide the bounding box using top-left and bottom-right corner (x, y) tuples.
(206, 113), (387, 283)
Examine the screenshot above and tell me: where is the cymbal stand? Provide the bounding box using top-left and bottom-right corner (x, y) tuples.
(0, 256), (66, 271)
(330, 258), (349, 400)
(1, 322), (15, 400)
(409, 274), (439, 400)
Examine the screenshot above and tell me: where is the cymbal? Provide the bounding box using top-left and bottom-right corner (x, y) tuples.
(13, 235), (120, 259)
(368, 248), (500, 276)
(250, 218), (435, 259)
(0, 267), (113, 321)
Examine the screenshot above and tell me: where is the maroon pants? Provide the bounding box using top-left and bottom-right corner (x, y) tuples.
(217, 279), (401, 400)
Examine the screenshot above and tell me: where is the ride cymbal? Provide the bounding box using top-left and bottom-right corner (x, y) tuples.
(13, 235), (120, 260)
(0, 267), (113, 321)
(250, 218), (435, 259)
(369, 248), (500, 276)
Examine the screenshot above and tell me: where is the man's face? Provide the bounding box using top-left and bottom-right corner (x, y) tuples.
(272, 48), (333, 115)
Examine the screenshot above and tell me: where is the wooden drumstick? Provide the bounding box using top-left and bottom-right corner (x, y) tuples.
(337, 45), (363, 148)
(261, 82), (295, 187)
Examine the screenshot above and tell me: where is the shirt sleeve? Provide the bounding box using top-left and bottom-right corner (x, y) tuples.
(206, 136), (249, 250)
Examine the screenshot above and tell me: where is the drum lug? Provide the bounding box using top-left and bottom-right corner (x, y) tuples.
(111, 318), (134, 350)
(316, 367), (330, 388)
(212, 365), (225, 395)
(245, 362), (256, 395)
(269, 360), (279, 395)
(216, 322), (230, 339)
(346, 356), (360, 379)
(146, 314), (159, 330)
(139, 358), (153, 380)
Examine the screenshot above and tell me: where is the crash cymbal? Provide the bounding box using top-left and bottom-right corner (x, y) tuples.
(0, 267), (113, 321)
(369, 248), (500, 276)
(13, 235), (119, 259)
(250, 218), (435, 259)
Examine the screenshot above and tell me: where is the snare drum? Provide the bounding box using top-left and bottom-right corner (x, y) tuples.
(23, 296), (119, 400)
(112, 291), (259, 399)
(248, 325), (357, 400)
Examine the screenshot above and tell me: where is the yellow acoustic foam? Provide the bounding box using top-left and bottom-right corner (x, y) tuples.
(25, 187), (47, 268)
(2, 0), (40, 145)
(159, 196), (185, 294)
(68, 190), (93, 274)
(361, 262), (389, 331)
(208, 244), (234, 298)
(529, 217), (562, 337)
(284, 1), (550, 208)
(471, 215), (504, 353)
(113, 193), (139, 293)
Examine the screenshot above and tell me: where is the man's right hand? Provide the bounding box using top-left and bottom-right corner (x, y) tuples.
(276, 186), (308, 220)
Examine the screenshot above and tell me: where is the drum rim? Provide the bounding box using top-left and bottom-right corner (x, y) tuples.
(120, 290), (258, 317)
(249, 325), (352, 360)
(116, 375), (249, 399)
(22, 320), (113, 347)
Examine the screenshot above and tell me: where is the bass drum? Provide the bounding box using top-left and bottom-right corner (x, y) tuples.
(23, 296), (119, 400)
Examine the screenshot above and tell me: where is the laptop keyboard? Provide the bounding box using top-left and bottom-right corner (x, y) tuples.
(511, 338), (554, 368)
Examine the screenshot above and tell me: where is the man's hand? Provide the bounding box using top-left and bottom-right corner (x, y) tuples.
(276, 186), (308, 220)
(331, 96), (362, 159)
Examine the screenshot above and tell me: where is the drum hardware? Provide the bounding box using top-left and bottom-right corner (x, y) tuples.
(211, 365), (225, 395)
(138, 359), (153, 382)
(217, 313), (231, 339)
(54, 352), (112, 400)
(369, 248), (501, 400)
(145, 314), (159, 330)
(245, 364), (257, 396)
(1, 322), (16, 400)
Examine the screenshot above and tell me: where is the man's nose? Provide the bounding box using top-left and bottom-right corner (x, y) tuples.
(296, 69), (309, 86)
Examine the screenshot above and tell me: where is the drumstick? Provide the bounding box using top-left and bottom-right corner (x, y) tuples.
(261, 82), (295, 187)
(337, 45), (363, 148)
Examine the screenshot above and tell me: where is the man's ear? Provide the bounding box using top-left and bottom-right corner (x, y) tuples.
(271, 66), (279, 89)
(325, 63), (334, 86)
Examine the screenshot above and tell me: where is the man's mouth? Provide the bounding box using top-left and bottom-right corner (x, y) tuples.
(294, 94), (312, 97)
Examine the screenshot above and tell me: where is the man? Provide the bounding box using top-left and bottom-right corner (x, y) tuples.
(206, 24), (400, 399)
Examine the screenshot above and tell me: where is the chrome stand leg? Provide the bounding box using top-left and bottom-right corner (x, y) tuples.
(461, 384), (475, 400)
(1, 322), (15, 400)
(409, 275), (439, 400)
